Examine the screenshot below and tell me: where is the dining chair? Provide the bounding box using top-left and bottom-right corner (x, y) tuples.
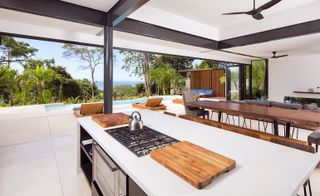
(182, 91), (209, 119)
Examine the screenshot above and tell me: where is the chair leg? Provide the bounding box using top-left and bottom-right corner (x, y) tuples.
(304, 184), (307, 196)
(296, 128), (299, 139)
(263, 122), (268, 132)
(242, 118), (247, 128)
(225, 114), (230, 124)
(290, 127), (295, 139)
(308, 179), (312, 196)
(210, 111), (215, 120)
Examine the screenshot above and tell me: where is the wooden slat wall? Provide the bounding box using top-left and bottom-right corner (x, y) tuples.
(212, 69), (225, 97)
(190, 71), (200, 89)
(190, 69), (225, 97)
(200, 70), (212, 89)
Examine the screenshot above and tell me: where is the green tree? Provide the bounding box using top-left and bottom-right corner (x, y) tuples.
(149, 65), (181, 95)
(20, 65), (57, 104)
(252, 60), (266, 98)
(0, 65), (19, 105)
(120, 51), (153, 96)
(196, 60), (221, 69)
(77, 79), (97, 102)
(153, 55), (193, 78)
(0, 36), (38, 66)
(62, 44), (103, 99)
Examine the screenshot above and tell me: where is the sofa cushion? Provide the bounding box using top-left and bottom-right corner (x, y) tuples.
(204, 89), (214, 95)
(303, 103), (318, 111)
(270, 101), (302, 110)
(244, 100), (270, 107)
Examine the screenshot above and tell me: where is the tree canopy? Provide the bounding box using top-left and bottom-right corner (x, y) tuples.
(0, 36), (38, 66)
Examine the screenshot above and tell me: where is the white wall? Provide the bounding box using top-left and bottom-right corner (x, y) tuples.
(269, 54), (320, 102)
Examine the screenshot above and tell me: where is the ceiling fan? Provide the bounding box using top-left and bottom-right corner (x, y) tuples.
(222, 0), (282, 20)
(271, 51), (288, 58)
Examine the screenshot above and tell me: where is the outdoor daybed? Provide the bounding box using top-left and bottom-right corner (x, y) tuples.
(73, 102), (104, 117)
(132, 97), (167, 110)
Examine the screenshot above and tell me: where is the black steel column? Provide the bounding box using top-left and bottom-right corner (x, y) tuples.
(264, 59), (269, 99)
(239, 64), (246, 100)
(104, 25), (113, 114)
(226, 68), (231, 101)
(248, 64), (253, 99)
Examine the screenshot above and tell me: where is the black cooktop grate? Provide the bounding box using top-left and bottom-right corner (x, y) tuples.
(106, 126), (179, 157)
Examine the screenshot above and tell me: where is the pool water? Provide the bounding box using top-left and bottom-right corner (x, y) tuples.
(44, 96), (177, 112)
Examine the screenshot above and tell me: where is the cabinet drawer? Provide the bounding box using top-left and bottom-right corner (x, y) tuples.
(95, 168), (114, 196)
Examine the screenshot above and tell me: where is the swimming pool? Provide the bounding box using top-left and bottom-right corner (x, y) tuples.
(44, 96), (178, 112)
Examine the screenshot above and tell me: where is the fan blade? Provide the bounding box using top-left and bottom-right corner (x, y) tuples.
(277, 54), (288, 58)
(222, 11), (250, 15)
(256, 0), (282, 12)
(252, 13), (264, 20)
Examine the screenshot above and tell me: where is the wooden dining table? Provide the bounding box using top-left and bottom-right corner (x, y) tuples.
(186, 101), (320, 137)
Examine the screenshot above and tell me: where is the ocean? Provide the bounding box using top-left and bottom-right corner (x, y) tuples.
(96, 81), (143, 90)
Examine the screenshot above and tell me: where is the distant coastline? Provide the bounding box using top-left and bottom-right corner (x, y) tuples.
(96, 81), (143, 90)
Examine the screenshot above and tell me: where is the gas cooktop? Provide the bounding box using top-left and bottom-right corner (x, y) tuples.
(106, 126), (179, 157)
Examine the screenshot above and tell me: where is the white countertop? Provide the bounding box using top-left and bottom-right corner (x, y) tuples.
(77, 110), (320, 196)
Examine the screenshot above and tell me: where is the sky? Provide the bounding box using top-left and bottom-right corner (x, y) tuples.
(12, 38), (142, 82)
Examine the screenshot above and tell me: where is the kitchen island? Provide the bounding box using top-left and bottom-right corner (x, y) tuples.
(77, 110), (320, 196)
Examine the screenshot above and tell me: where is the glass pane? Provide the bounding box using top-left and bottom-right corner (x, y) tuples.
(229, 66), (239, 100)
(252, 60), (266, 99)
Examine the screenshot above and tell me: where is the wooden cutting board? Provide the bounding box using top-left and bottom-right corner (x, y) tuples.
(92, 113), (129, 128)
(150, 141), (236, 189)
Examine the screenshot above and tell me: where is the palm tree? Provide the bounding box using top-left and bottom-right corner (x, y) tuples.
(21, 65), (56, 104)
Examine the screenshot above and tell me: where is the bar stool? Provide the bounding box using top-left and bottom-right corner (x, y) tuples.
(308, 130), (320, 153)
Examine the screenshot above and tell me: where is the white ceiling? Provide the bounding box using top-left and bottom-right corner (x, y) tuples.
(61, 0), (119, 12)
(130, 0), (320, 40)
(145, 0), (316, 29)
(225, 33), (320, 58)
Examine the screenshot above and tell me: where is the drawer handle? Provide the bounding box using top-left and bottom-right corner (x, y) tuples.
(94, 144), (118, 172)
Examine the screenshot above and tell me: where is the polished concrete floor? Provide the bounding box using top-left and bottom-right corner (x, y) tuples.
(0, 103), (319, 196)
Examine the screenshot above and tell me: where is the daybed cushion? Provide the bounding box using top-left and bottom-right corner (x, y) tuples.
(145, 98), (163, 107)
(270, 101), (302, 110)
(244, 100), (270, 107)
(132, 103), (166, 110)
(80, 102), (104, 115)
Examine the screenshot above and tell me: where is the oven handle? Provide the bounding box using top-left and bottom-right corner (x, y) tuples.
(94, 143), (118, 172)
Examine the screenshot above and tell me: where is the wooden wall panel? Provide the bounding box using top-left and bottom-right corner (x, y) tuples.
(212, 69), (225, 97)
(190, 69), (225, 97)
(200, 70), (212, 89)
(190, 71), (200, 89)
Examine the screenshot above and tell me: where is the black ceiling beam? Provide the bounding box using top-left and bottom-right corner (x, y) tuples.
(108, 0), (149, 26)
(0, 0), (108, 27)
(219, 19), (320, 49)
(115, 19), (219, 50)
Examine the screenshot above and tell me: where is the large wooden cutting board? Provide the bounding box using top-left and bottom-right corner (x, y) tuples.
(150, 141), (236, 189)
(92, 113), (129, 128)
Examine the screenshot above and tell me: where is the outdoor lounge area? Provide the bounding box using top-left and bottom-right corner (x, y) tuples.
(1, 0), (320, 196)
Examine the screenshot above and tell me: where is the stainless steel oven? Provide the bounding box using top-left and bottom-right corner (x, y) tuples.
(92, 142), (127, 196)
